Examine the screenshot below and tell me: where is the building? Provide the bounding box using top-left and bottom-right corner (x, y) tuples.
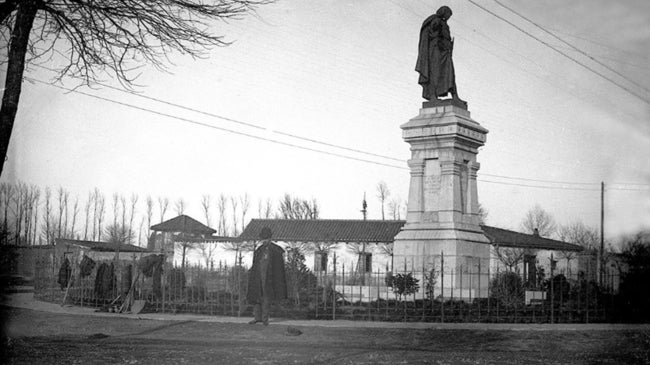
(239, 218), (584, 299)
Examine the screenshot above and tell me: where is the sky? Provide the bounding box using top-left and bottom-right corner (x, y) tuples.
(2, 0), (649, 246)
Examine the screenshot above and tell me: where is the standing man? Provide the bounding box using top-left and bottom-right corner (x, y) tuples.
(247, 227), (287, 326)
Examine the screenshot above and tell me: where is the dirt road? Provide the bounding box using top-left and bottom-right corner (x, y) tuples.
(2, 307), (649, 364)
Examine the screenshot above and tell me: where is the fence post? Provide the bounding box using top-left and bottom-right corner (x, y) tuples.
(478, 258), (483, 322)
(550, 255), (555, 324)
(440, 251), (444, 323)
(333, 253), (337, 320)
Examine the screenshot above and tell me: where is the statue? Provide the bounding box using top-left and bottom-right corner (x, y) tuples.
(415, 6), (464, 106)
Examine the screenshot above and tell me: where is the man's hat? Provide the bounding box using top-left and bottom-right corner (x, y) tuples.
(259, 227), (273, 240)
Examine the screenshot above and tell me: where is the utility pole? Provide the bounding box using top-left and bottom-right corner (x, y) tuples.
(599, 181), (605, 286)
(361, 192), (367, 221)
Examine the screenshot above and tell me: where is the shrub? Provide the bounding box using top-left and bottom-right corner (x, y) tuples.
(490, 271), (523, 308)
(391, 273), (419, 301)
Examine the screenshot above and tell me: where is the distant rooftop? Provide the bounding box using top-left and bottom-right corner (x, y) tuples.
(240, 219), (405, 243)
(55, 238), (151, 253)
(239, 219), (584, 252)
(481, 225), (583, 252)
(150, 215), (216, 235)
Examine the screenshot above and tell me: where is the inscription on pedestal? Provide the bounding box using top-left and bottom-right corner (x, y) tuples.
(423, 159), (441, 212)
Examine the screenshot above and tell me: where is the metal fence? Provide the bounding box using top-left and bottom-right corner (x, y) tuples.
(33, 252), (628, 324)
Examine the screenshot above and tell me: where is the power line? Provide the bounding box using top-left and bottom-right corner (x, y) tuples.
(478, 179), (600, 191)
(31, 63), (405, 163)
(480, 172), (599, 186)
(492, 0), (650, 94)
(26, 71), (650, 191)
(466, 0), (650, 105)
(20, 71), (650, 190)
(26, 76), (408, 171)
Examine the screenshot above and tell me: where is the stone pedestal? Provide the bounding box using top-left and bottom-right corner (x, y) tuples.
(393, 101), (491, 299)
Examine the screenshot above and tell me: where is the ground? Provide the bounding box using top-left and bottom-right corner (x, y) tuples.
(2, 307), (650, 365)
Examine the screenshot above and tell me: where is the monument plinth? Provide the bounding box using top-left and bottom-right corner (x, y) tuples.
(393, 100), (490, 299)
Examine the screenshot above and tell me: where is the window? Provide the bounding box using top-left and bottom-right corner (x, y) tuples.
(314, 252), (328, 272)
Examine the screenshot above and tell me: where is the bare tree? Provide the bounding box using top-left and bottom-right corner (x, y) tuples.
(92, 188), (100, 240)
(105, 223), (135, 245)
(128, 194), (138, 243)
(145, 196), (154, 237)
(201, 195), (212, 227)
(83, 191), (93, 240)
(230, 196), (239, 236)
(477, 203), (488, 225)
(96, 193), (106, 241)
(12, 183), (25, 244)
(377, 242), (394, 270)
(42, 187), (52, 244)
(1, 183), (14, 242)
(521, 205), (556, 238)
(376, 181), (390, 220)
(239, 193), (250, 233)
(55, 187), (67, 240)
(278, 194), (319, 220)
(388, 198), (401, 220)
(158, 197), (169, 223)
(69, 196), (79, 239)
(217, 194), (228, 236)
(138, 217), (145, 247)
(30, 186), (40, 244)
(199, 241), (219, 269)
(174, 198), (186, 216)
(557, 220), (599, 274)
(0, 0), (273, 176)
(111, 193), (120, 239)
(493, 246), (526, 272)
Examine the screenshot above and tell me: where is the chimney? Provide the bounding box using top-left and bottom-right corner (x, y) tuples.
(533, 228), (539, 236)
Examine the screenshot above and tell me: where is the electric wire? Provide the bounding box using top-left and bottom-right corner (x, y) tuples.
(466, 0), (650, 104)
(492, 0), (650, 94)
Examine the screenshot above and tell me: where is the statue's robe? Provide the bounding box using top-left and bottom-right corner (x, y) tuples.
(246, 241), (287, 303)
(415, 14), (457, 100)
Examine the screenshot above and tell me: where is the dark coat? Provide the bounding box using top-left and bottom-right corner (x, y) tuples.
(415, 11), (457, 100)
(246, 241), (287, 303)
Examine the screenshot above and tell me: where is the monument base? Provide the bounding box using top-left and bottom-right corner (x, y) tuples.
(393, 227), (491, 300)
(394, 102), (491, 300)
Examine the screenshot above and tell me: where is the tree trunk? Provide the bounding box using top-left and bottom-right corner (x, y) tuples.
(0, 1), (37, 177)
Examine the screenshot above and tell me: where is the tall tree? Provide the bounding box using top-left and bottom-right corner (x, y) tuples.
(0, 0), (272, 176)
(69, 196), (79, 239)
(43, 187), (52, 244)
(239, 193), (250, 233)
(376, 181), (390, 220)
(83, 191), (93, 240)
(145, 196), (154, 237)
(278, 194), (319, 220)
(174, 198), (186, 216)
(158, 197), (169, 223)
(557, 220), (599, 274)
(217, 194), (228, 236)
(201, 195), (212, 227)
(521, 205), (556, 238)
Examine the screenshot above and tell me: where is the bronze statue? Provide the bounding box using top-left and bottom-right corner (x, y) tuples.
(416, 6), (463, 104)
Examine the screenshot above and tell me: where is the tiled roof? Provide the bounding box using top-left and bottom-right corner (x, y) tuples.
(239, 219), (583, 252)
(55, 238), (151, 253)
(150, 215), (216, 235)
(481, 225), (584, 252)
(239, 219), (406, 243)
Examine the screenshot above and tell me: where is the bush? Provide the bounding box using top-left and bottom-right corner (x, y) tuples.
(490, 271), (523, 308)
(391, 273), (419, 301)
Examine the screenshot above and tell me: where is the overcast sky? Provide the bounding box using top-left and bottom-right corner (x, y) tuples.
(2, 0), (649, 244)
